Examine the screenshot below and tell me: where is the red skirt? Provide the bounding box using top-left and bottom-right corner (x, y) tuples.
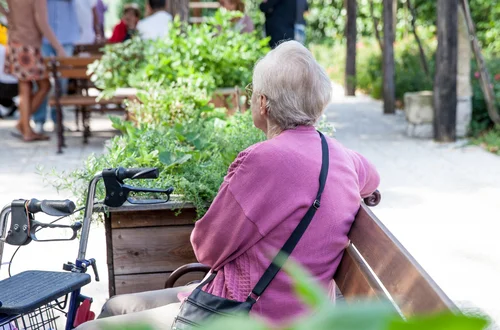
(4, 41), (47, 81)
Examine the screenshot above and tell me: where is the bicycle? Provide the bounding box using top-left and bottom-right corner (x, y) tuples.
(0, 167), (173, 330)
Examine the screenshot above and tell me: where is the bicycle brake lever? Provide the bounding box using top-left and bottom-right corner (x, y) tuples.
(123, 185), (174, 195)
(30, 221), (82, 242)
(124, 185), (174, 205)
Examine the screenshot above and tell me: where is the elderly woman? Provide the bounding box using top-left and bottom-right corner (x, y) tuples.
(76, 41), (379, 329)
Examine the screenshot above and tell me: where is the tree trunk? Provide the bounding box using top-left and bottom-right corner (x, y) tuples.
(383, 0), (395, 114)
(434, 0), (458, 142)
(392, 0), (397, 42)
(345, 0), (357, 96)
(459, 0), (500, 125)
(369, 0), (383, 52)
(407, 0), (430, 78)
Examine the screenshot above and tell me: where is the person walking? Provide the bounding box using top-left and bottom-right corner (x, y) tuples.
(32, 0), (79, 134)
(259, 0), (296, 48)
(1, 0), (67, 141)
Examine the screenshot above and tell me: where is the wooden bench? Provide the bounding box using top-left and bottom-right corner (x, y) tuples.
(164, 191), (457, 318)
(74, 43), (106, 56)
(46, 57), (129, 153)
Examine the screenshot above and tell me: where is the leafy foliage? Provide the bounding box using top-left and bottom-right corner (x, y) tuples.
(470, 57), (500, 136)
(90, 9), (269, 93)
(50, 82), (265, 218)
(471, 125), (500, 155)
(306, 0), (500, 55)
(312, 35), (436, 104)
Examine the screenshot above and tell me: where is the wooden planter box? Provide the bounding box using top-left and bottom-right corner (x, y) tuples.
(211, 87), (248, 115)
(115, 87), (248, 116)
(105, 202), (204, 297)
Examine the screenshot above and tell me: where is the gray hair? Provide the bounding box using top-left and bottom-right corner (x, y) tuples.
(252, 41), (332, 130)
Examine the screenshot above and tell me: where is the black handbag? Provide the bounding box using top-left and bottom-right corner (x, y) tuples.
(172, 131), (330, 329)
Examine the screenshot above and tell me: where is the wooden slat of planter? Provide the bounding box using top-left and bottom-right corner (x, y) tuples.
(112, 226), (197, 275)
(115, 272), (206, 295)
(348, 205), (456, 316)
(111, 208), (197, 229)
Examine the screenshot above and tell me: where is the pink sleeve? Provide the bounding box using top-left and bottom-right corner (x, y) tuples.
(190, 182), (263, 271)
(346, 149), (380, 198)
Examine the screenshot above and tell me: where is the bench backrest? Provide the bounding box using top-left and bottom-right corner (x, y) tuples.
(46, 56), (101, 80)
(334, 203), (457, 318)
(74, 43), (106, 56)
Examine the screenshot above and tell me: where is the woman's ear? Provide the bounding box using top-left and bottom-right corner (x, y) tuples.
(259, 95), (268, 116)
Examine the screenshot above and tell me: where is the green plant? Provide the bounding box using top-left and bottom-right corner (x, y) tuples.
(306, 0), (500, 55)
(312, 34), (435, 103)
(49, 82), (265, 218)
(470, 56), (500, 137)
(471, 125), (500, 155)
(90, 9), (269, 94)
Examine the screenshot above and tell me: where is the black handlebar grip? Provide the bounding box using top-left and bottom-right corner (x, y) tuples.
(27, 198), (44, 214)
(28, 199), (76, 216)
(116, 167), (159, 181)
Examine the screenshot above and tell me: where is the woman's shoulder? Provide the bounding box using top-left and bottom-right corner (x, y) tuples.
(224, 139), (284, 181)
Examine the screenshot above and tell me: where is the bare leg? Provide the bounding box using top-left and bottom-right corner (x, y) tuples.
(16, 81), (35, 140)
(16, 81), (49, 141)
(31, 78), (51, 114)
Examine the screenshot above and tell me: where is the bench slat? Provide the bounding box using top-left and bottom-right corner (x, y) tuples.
(334, 244), (386, 301)
(57, 68), (90, 79)
(48, 95), (126, 107)
(45, 56), (101, 67)
(347, 204), (456, 316)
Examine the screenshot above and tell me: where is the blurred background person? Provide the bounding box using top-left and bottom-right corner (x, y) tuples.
(95, 0), (107, 41)
(32, 0), (79, 134)
(0, 16), (18, 119)
(219, 0), (254, 33)
(294, 0), (308, 45)
(75, 0), (101, 45)
(109, 4), (140, 43)
(137, 0), (172, 40)
(1, 0), (67, 141)
(259, 0), (296, 48)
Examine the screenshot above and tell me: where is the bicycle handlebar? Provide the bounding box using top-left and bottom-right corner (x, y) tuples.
(115, 167), (159, 181)
(27, 199), (76, 216)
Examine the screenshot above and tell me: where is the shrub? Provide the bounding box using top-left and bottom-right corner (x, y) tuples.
(50, 82), (265, 218)
(90, 9), (270, 94)
(470, 57), (500, 136)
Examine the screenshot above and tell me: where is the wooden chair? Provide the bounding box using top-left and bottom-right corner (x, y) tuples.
(46, 57), (128, 153)
(164, 191), (457, 318)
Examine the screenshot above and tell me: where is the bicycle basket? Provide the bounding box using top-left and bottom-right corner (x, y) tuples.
(0, 303), (59, 330)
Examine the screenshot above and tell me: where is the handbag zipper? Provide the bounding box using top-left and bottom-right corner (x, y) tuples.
(186, 298), (236, 316)
(174, 316), (200, 327)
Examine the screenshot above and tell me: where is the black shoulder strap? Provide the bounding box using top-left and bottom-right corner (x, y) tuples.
(247, 131), (329, 302)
